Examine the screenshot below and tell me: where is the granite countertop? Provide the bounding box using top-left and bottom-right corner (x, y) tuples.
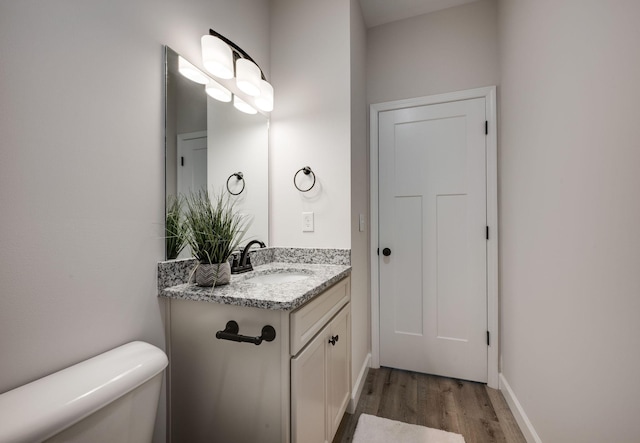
(159, 262), (351, 310)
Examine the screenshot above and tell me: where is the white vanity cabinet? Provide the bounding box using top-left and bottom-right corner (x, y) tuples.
(291, 303), (350, 443)
(166, 274), (351, 443)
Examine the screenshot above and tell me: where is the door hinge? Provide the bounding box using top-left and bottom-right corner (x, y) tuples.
(485, 120), (488, 135)
(181, 156), (185, 166)
(377, 248), (379, 256)
(487, 331), (490, 346)
(486, 226), (489, 240)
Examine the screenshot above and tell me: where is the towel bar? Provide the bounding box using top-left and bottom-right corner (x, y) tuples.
(215, 320), (276, 345)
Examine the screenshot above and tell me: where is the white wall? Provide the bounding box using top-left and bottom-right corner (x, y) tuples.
(269, 0), (352, 248)
(498, 1), (640, 442)
(0, 1), (269, 441)
(270, 0), (369, 405)
(367, 0), (499, 105)
(349, 0), (370, 401)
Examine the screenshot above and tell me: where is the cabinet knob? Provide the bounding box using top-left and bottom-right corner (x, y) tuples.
(382, 248), (391, 256)
(328, 335), (339, 346)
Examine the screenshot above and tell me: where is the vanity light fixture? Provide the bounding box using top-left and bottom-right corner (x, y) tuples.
(204, 29), (274, 112)
(233, 95), (257, 115)
(235, 59), (261, 96)
(179, 30), (274, 112)
(201, 35), (234, 79)
(255, 80), (274, 112)
(178, 56), (209, 85)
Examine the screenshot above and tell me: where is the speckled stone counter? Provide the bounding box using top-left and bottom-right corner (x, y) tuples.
(159, 262), (351, 310)
(158, 248), (351, 310)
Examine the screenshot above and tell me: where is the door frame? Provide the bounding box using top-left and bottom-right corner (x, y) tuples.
(369, 86), (499, 389)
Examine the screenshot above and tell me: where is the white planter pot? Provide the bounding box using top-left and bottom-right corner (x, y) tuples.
(195, 261), (231, 287)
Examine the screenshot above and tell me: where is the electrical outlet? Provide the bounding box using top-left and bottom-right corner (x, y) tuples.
(302, 212), (314, 232)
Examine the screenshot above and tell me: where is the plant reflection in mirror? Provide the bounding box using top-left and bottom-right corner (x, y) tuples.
(166, 194), (187, 260)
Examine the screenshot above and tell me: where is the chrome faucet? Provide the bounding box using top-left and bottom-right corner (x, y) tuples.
(232, 240), (266, 274)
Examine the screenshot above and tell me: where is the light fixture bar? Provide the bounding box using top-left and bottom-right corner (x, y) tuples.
(209, 29), (267, 81)
(207, 28), (274, 113)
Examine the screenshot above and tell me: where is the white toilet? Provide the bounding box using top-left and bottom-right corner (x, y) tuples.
(0, 341), (168, 443)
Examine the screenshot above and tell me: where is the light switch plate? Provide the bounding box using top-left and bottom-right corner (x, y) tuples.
(302, 212), (314, 232)
(359, 214), (366, 232)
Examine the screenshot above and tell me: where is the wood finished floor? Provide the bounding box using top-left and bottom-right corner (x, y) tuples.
(333, 367), (527, 443)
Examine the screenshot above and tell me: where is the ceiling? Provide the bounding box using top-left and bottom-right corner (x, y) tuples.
(359, 0), (480, 28)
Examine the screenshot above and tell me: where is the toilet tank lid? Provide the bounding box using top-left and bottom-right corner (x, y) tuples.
(0, 341), (168, 443)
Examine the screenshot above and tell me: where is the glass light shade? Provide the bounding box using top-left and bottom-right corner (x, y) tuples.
(233, 95), (257, 114)
(178, 56), (209, 84)
(235, 59), (261, 96)
(201, 35), (234, 79)
(255, 80), (274, 112)
(205, 79), (232, 102)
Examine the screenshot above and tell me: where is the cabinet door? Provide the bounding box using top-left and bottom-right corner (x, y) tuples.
(291, 325), (328, 443)
(327, 305), (350, 440)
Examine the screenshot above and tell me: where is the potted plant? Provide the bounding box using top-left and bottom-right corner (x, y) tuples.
(165, 194), (188, 260)
(184, 189), (249, 287)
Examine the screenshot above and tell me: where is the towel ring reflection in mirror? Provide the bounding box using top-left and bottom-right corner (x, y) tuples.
(226, 172), (245, 195)
(294, 166), (316, 192)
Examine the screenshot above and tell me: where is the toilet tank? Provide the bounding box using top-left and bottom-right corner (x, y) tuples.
(0, 341), (168, 443)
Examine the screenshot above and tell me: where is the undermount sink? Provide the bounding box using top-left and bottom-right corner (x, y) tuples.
(244, 271), (310, 285)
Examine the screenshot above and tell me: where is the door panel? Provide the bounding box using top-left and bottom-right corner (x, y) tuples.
(436, 193), (470, 341)
(177, 132), (207, 196)
(379, 98), (487, 383)
(392, 196), (423, 336)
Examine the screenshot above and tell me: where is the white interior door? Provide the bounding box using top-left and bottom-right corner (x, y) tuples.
(378, 97), (488, 383)
(177, 131), (207, 196)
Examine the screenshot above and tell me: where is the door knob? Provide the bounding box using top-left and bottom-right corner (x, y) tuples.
(382, 248), (391, 257)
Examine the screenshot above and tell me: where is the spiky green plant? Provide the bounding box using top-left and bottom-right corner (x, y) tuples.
(166, 194), (187, 260)
(183, 190), (249, 264)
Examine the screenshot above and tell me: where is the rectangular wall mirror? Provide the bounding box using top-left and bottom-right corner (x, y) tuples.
(164, 46), (269, 260)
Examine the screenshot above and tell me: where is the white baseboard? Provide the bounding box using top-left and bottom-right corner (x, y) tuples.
(499, 373), (542, 443)
(348, 353), (371, 414)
